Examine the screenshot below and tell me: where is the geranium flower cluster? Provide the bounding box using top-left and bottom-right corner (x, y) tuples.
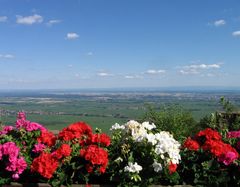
(109, 120), (181, 186)
(183, 128), (238, 165)
(16, 112), (47, 132)
(58, 122), (110, 174)
(31, 144), (72, 179)
(0, 112), (50, 184)
(0, 142), (27, 180)
(30, 121), (111, 186)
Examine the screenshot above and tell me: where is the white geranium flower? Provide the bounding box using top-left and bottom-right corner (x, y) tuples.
(142, 121), (156, 130)
(132, 126), (147, 142)
(154, 131), (181, 164)
(125, 120), (140, 131)
(110, 123), (125, 131)
(124, 162), (143, 173)
(145, 133), (157, 145)
(125, 120), (148, 142)
(152, 160), (163, 172)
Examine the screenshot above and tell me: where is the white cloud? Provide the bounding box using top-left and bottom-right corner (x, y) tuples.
(232, 31), (240, 37)
(179, 69), (199, 75)
(67, 64), (73, 68)
(46, 19), (61, 26)
(16, 14), (43, 25)
(185, 64), (220, 70)
(0, 16), (7, 22)
(214, 19), (226, 26)
(146, 69), (166, 75)
(66, 32), (79, 40)
(124, 75), (143, 79)
(125, 75), (135, 79)
(97, 72), (113, 77)
(0, 54), (15, 59)
(180, 63), (221, 75)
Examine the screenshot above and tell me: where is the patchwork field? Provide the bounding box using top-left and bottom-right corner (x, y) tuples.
(0, 89), (240, 133)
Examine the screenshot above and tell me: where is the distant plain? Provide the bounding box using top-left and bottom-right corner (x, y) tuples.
(1, 89), (240, 133)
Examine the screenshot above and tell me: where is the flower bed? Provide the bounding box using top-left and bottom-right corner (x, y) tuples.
(1, 112), (240, 186)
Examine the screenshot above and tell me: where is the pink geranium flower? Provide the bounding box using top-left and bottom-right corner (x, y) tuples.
(32, 143), (46, 153)
(218, 151), (238, 166)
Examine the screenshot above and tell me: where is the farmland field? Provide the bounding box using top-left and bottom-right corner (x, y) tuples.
(0, 89), (240, 133)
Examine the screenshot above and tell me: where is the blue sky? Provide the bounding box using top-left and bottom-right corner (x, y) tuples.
(0, 0), (240, 89)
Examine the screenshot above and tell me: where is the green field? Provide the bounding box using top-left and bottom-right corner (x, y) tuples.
(0, 90), (239, 133)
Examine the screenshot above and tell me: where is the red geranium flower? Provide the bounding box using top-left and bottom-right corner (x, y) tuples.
(80, 145), (108, 173)
(91, 133), (111, 147)
(183, 138), (200, 151)
(37, 130), (56, 147)
(53, 144), (72, 159)
(196, 128), (222, 141)
(31, 152), (59, 179)
(58, 122), (92, 141)
(168, 162), (178, 174)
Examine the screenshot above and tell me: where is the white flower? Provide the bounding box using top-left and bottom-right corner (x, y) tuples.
(124, 162), (143, 173)
(154, 131), (181, 164)
(125, 120), (148, 142)
(145, 133), (157, 145)
(125, 120), (141, 131)
(152, 161), (162, 172)
(110, 123), (125, 131)
(142, 121), (156, 130)
(132, 126), (147, 142)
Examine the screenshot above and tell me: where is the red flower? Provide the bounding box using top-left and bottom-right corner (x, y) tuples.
(196, 128), (222, 141)
(202, 139), (239, 163)
(80, 145), (108, 173)
(31, 152), (59, 179)
(58, 122), (92, 141)
(183, 138), (200, 151)
(202, 139), (225, 157)
(53, 144), (72, 159)
(168, 162), (177, 174)
(91, 133), (111, 147)
(37, 131), (56, 146)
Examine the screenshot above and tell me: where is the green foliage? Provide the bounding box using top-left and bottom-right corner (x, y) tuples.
(142, 104), (197, 139)
(200, 97), (240, 134)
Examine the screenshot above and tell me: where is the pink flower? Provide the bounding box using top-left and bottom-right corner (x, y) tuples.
(16, 118), (46, 132)
(227, 131), (240, 138)
(0, 144), (3, 160)
(25, 122), (47, 132)
(2, 142), (19, 158)
(6, 162), (17, 172)
(6, 157), (27, 175)
(0, 126), (14, 135)
(32, 143), (46, 153)
(16, 119), (29, 129)
(218, 151), (238, 165)
(16, 157), (27, 174)
(17, 112), (26, 120)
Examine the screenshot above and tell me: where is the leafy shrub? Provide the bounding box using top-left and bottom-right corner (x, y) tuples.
(142, 105), (197, 139)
